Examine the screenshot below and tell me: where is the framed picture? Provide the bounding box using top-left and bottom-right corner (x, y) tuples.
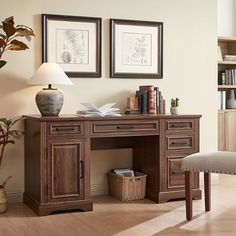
(110, 19), (163, 79)
(42, 14), (101, 78)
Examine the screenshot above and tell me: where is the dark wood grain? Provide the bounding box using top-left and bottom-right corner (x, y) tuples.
(185, 171), (193, 221)
(204, 172), (211, 212)
(24, 114), (201, 215)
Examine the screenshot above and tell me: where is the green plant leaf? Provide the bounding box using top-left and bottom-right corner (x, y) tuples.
(7, 119), (12, 126)
(9, 130), (24, 139)
(0, 38), (5, 48)
(0, 118), (7, 126)
(8, 39), (29, 50)
(0, 60), (7, 69)
(2, 21), (16, 37)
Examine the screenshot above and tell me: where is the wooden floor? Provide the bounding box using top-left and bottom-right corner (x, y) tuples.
(1, 175), (236, 236)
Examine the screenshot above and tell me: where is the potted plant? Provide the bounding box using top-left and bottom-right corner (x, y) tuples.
(0, 117), (24, 213)
(170, 98), (179, 115)
(0, 16), (34, 69)
(0, 16), (34, 213)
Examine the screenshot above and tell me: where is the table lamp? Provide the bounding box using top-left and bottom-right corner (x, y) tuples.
(29, 63), (73, 116)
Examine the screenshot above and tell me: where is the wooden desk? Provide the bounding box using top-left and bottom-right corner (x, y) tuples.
(23, 114), (201, 216)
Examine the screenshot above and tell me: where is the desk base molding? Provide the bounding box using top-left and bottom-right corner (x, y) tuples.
(158, 189), (202, 203)
(23, 194), (93, 216)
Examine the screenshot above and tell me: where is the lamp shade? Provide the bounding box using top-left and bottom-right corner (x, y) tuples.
(29, 63), (73, 86)
(29, 63), (73, 116)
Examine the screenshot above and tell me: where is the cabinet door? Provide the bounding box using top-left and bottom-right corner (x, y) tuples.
(46, 139), (85, 203)
(225, 111), (236, 151)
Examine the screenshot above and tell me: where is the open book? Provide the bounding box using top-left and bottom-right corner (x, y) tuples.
(79, 103), (121, 117)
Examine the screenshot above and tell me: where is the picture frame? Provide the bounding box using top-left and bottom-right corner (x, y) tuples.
(42, 14), (101, 78)
(110, 19), (163, 79)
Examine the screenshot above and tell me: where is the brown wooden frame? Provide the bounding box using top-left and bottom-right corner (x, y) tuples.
(110, 19), (163, 78)
(42, 14), (101, 78)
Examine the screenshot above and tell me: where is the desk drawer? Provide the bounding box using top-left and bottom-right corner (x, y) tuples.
(91, 120), (158, 136)
(166, 135), (194, 152)
(47, 122), (84, 137)
(167, 156), (185, 189)
(165, 119), (194, 132)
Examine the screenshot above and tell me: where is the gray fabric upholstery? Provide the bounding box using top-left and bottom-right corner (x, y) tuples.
(182, 151), (236, 175)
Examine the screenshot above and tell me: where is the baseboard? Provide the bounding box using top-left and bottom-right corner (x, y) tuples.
(5, 184), (109, 203)
(7, 191), (23, 203)
(91, 184), (109, 196)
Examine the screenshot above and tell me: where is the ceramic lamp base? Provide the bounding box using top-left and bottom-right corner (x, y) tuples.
(35, 88), (64, 116)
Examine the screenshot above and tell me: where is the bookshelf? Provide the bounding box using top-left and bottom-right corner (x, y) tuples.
(218, 36), (236, 151)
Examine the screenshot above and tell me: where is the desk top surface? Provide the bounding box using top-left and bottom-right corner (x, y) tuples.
(23, 114), (201, 121)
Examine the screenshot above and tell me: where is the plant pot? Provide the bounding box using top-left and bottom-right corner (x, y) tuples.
(0, 186), (7, 213)
(170, 106), (179, 115)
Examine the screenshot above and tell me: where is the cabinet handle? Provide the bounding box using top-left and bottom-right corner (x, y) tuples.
(116, 125), (134, 130)
(55, 127), (75, 132)
(170, 123), (188, 128)
(171, 170), (184, 175)
(171, 141), (188, 146)
(80, 160), (85, 179)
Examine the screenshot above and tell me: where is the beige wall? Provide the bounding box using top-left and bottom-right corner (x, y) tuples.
(0, 0), (217, 197)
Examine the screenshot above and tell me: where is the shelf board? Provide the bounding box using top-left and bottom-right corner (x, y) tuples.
(218, 85), (236, 89)
(218, 61), (236, 65)
(218, 36), (236, 42)
(218, 109), (236, 112)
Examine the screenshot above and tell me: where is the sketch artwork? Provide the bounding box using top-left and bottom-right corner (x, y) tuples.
(56, 29), (89, 64)
(122, 33), (152, 66)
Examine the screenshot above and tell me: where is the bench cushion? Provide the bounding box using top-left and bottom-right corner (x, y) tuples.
(182, 151), (236, 175)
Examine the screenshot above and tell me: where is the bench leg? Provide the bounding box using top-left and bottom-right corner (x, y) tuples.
(204, 172), (211, 212)
(185, 171), (193, 220)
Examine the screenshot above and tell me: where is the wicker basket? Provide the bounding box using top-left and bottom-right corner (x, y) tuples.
(0, 187), (7, 213)
(108, 171), (147, 201)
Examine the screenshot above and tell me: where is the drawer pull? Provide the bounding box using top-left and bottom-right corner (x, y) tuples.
(55, 127), (76, 132)
(116, 125), (134, 130)
(170, 123), (188, 128)
(171, 170), (184, 175)
(171, 142), (188, 146)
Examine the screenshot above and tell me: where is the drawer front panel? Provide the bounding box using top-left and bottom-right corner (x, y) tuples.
(166, 136), (194, 151)
(167, 157), (185, 189)
(165, 119), (194, 132)
(48, 122), (84, 137)
(91, 120), (159, 136)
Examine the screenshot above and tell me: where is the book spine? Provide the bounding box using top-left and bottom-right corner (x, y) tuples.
(162, 99), (166, 114)
(148, 90), (157, 114)
(140, 90), (148, 114)
(154, 87), (159, 114)
(160, 95), (163, 114)
(139, 85), (154, 91)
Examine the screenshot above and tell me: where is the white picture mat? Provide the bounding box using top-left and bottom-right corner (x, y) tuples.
(115, 24), (158, 74)
(47, 20), (97, 72)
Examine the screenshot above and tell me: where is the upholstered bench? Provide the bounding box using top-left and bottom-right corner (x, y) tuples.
(182, 151), (236, 221)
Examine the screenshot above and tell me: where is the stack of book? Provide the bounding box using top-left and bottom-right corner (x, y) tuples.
(218, 69), (236, 85)
(126, 85), (166, 114)
(223, 55), (236, 61)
